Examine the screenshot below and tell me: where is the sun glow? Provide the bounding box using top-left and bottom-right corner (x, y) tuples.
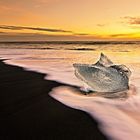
(0, 0), (140, 41)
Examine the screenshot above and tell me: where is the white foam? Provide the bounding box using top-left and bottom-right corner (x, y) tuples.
(50, 84), (140, 140)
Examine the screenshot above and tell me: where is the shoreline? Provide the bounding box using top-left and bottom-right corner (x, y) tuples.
(0, 60), (107, 140)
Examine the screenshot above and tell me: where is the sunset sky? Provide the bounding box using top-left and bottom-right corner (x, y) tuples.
(1, 0), (140, 41)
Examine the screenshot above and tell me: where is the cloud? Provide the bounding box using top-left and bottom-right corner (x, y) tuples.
(73, 33), (90, 36)
(123, 16), (140, 25)
(0, 32), (107, 41)
(0, 31), (5, 33)
(0, 25), (94, 36)
(0, 25), (73, 33)
(96, 24), (106, 27)
(109, 33), (133, 37)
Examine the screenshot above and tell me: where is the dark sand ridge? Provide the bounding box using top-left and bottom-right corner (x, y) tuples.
(0, 60), (107, 140)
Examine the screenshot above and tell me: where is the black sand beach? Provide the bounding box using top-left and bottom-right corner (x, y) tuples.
(0, 60), (107, 140)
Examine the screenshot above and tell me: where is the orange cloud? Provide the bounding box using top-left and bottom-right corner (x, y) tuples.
(123, 16), (140, 25)
(96, 24), (106, 27)
(0, 25), (73, 33)
(108, 33), (135, 37)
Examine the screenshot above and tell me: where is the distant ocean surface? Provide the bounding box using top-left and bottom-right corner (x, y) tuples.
(0, 41), (140, 140)
(0, 41), (140, 51)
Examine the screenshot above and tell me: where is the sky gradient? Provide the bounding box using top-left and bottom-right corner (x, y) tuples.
(1, 0), (140, 41)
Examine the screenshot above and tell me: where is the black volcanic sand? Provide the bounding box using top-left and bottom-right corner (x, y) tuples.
(0, 60), (107, 140)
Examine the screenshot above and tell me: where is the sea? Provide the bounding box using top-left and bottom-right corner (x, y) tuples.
(0, 41), (140, 140)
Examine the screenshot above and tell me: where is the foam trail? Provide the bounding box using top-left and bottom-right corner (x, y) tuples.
(50, 84), (140, 140)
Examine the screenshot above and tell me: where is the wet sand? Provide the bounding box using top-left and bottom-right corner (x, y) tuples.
(0, 60), (107, 140)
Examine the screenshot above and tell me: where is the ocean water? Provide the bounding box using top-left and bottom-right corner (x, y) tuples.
(0, 41), (140, 140)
